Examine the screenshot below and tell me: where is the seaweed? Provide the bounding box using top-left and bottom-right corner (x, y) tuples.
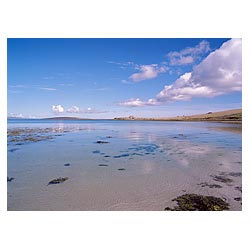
(114, 154), (130, 158)
(47, 177), (69, 185)
(164, 194), (229, 211)
(96, 141), (109, 144)
(117, 168), (126, 171)
(8, 148), (20, 153)
(234, 197), (242, 202)
(210, 175), (233, 184)
(235, 186), (242, 193)
(64, 163), (71, 167)
(227, 172), (242, 177)
(92, 150), (101, 154)
(7, 177), (14, 182)
(197, 182), (222, 188)
(99, 164), (109, 167)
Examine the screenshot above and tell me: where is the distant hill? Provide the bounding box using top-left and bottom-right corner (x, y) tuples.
(114, 108), (242, 123)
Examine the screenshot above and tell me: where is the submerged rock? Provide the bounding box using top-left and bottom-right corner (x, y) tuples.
(234, 197), (242, 202)
(92, 150), (101, 154)
(96, 141), (109, 144)
(235, 186), (242, 193)
(164, 194), (229, 211)
(227, 172), (242, 177)
(7, 177), (14, 182)
(197, 182), (222, 188)
(8, 148), (20, 153)
(47, 177), (69, 185)
(210, 175), (233, 184)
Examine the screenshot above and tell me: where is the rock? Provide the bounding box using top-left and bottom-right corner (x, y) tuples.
(164, 194), (229, 211)
(47, 177), (69, 185)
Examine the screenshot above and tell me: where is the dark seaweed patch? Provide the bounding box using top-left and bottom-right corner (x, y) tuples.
(198, 182), (222, 188)
(96, 141), (109, 144)
(227, 172), (242, 177)
(117, 168), (125, 171)
(64, 163), (71, 167)
(8, 148), (20, 153)
(234, 197), (242, 202)
(114, 154), (130, 158)
(7, 177), (14, 182)
(210, 175), (233, 184)
(47, 177), (69, 185)
(99, 164), (109, 167)
(235, 186), (242, 193)
(92, 150), (101, 154)
(164, 194), (229, 211)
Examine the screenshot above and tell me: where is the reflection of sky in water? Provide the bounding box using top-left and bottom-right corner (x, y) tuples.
(8, 120), (241, 149)
(7, 120), (242, 211)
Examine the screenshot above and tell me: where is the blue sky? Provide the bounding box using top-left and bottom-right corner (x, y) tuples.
(7, 38), (242, 118)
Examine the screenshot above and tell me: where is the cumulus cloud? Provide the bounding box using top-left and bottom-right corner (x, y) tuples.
(40, 87), (57, 91)
(120, 39), (241, 107)
(119, 98), (158, 107)
(167, 40), (211, 65)
(129, 64), (167, 82)
(67, 106), (81, 113)
(52, 105), (64, 113)
(83, 107), (108, 114)
(157, 38), (242, 102)
(8, 113), (24, 118)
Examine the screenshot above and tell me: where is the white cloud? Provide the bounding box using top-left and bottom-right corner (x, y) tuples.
(167, 40), (211, 65)
(52, 105), (64, 113)
(83, 107), (108, 114)
(9, 84), (26, 88)
(120, 39), (241, 107)
(8, 113), (24, 118)
(67, 106), (81, 113)
(157, 38), (242, 102)
(119, 98), (158, 107)
(129, 64), (167, 82)
(40, 87), (57, 91)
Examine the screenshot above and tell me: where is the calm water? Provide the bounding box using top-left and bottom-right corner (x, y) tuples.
(7, 119), (242, 210)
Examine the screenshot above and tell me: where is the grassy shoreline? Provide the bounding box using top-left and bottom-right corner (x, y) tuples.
(114, 108), (242, 124)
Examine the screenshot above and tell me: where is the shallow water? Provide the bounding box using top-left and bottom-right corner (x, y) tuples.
(7, 120), (242, 210)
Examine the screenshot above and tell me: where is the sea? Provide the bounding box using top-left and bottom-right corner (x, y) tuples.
(7, 119), (242, 210)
